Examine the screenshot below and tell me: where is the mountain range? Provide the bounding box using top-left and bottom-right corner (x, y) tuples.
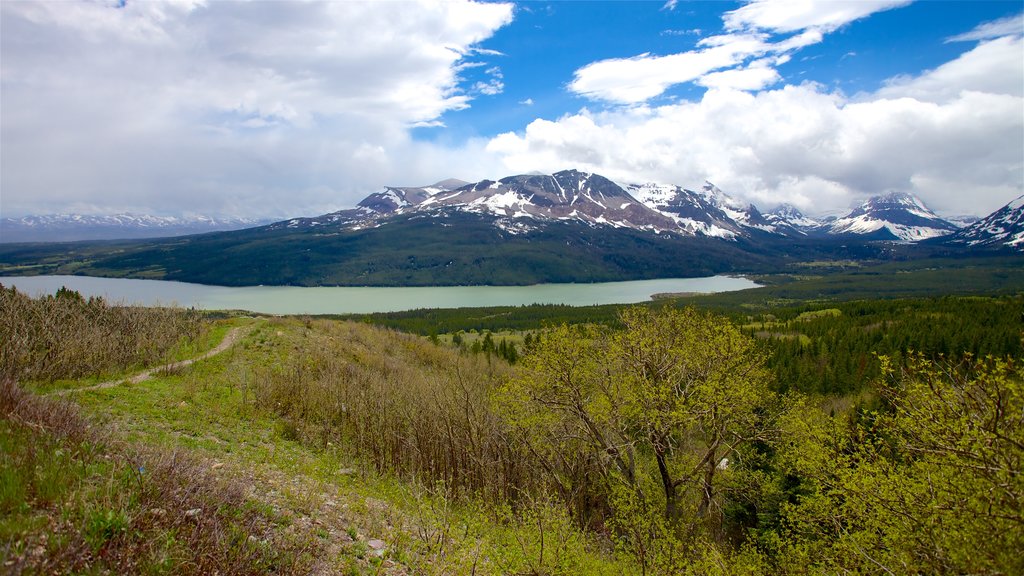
(0, 213), (271, 243)
(0, 170), (1020, 286)
(269, 169), (1012, 246)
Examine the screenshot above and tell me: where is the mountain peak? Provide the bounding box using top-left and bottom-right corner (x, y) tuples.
(947, 194), (1024, 250)
(432, 178), (470, 190)
(830, 191), (956, 241)
(764, 204), (820, 232)
(768, 203), (805, 219)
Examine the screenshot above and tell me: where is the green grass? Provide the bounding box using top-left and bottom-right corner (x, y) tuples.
(0, 377), (312, 575)
(6, 318), (634, 575)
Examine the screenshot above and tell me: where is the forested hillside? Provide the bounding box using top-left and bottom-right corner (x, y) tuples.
(358, 294), (1023, 396)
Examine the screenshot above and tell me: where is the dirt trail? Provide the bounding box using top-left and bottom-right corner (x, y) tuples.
(54, 325), (249, 396)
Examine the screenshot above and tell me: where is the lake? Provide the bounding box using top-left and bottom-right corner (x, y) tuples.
(0, 275), (760, 315)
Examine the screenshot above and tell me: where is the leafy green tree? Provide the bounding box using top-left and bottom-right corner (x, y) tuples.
(496, 306), (774, 563)
(609, 307), (772, 524)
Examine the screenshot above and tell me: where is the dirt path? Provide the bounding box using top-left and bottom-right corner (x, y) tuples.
(54, 325), (250, 396)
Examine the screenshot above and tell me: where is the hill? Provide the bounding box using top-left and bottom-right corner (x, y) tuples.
(3, 289), (1021, 574)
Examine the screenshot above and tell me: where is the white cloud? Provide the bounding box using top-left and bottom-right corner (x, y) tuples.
(696, 59), (781, 91)
(661, 28), (703, 37)
(474, 79), (505, 96)
(519, 98), (535, 106)
(723, 0), (912, 34)
(567, 0), (911, 104)
(877, 36), (1023, 102)
(0, 0), (513, 218)
(489, 38), (1023, 217)
(946, 12), (1023, 43)
(569, 34), (770, 103)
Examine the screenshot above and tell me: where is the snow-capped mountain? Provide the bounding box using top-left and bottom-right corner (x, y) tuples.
(764, 204), (821, 236)
(945, 215), (981, 228)
(698, 182), (779, 233)
(279, 171), (681, 236)
(271, 171), (976, 245)
(419, 170), (678, 234)
(826, 192), (958, 241)
(0, 213), (270, 243)
(945, 195), (1024, 251)
(627, 182), (745, 238)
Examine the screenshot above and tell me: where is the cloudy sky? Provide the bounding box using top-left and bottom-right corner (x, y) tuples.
(1, 0), (1021, 220)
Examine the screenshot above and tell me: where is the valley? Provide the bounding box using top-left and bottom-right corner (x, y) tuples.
(5, 2), (1023, 574)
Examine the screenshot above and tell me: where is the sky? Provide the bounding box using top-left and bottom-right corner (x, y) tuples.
(1, 0), (1022, 220)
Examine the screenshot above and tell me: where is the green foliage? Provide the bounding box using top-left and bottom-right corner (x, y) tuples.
(496, 306), (776, 569)
(769, 355), (1024, 574)
(364, 293), (1024, 396)
(760, 295), (1024, 394)
(83, 507), (131, 552)
(3, 279), (1020, 573)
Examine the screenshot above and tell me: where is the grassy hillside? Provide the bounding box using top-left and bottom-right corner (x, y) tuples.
(3, 288), (1021, 574)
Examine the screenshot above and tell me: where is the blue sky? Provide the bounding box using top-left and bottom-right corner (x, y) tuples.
(1, 1), (1022, 219)
(437, 1), (1019, 137)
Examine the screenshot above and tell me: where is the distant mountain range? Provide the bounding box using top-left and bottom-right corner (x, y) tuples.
(0, 170), (1020, 286)
(269, 169), (1011, 246)
(0, 213), (272, 243)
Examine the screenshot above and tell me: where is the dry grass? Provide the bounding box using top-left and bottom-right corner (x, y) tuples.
(0, 285), (206, 382)
(250, 319), (539, 504)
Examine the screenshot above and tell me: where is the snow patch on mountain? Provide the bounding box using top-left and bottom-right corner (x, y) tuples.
(827, 192), (958, 241)
(947, 194), (1024, 250)
(765, 204), (820, 230)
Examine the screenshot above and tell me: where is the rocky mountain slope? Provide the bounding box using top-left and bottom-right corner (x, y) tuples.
(945, 195), (1024, 251)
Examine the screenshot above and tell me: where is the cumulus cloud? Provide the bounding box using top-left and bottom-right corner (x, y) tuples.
(878, 36), (1023, 102)
(489, 35), (1023, 216)
(568, 0), (911, 104)
(0, 0), (513, 218)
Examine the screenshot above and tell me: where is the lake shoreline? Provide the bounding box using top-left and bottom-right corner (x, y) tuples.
(0, 274), (761, 315)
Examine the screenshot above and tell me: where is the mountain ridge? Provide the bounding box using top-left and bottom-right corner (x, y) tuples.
(274, 170), (967, 244)
(945, 195), (1024, 250)
(0, 213), (272, 243)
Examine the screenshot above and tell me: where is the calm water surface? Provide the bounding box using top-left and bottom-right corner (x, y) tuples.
(0, 275), (759, 314)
